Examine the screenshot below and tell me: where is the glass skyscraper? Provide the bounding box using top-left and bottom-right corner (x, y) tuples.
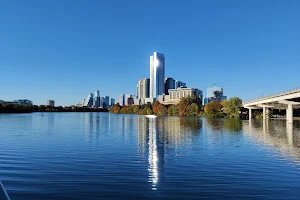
(84, 92), (94, 107)
(150, 52), (165, 98)
(165, 78), (176, 95)
(94, 90), (100, 108)
(118, 94), (125, 106)
(137, 78), (150, 99)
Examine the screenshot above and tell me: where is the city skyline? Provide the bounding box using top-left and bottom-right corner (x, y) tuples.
(0, 1), (299, 106)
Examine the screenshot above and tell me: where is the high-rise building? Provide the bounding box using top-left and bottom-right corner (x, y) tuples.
(94, 90), (100, 108)
(104, 95), (110, 108)
(110, 98), (115, 106)
(84, 92), (94, 107)
(47, 100), (55, 107)
(204, 85), (227, 105)
(150, 52), (165, 98)
(165, 78), (176, 95)
(175, 80), (186, 88)
(125, 94), (132, 106)
(118, 94), (125, 106)
(137, 78), (150, 99)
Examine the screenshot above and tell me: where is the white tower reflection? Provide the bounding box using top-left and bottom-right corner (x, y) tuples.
(148, 117), (159, 190)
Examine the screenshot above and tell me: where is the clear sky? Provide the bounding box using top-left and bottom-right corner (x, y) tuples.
(0, 0), (299, 106)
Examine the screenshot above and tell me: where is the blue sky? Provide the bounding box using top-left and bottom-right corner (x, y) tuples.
(0, 0), (299, 106)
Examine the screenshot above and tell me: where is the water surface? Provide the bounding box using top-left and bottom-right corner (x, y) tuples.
(1, 113), (300, 199)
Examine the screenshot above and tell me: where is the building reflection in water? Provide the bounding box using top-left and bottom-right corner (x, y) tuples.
(148, 117), (160, 190)
(243, 119), (300, 163)
(136, 116), (202, 190)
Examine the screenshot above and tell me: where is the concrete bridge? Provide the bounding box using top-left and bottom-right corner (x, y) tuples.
(243, 87), (300, 123)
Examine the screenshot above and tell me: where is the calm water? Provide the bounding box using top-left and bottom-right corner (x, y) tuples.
(1, 113), (300, 199)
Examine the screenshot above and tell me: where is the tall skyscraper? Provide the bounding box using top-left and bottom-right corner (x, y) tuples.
(84, 92), (94, 107)
(94, 90), (100, 108)
(125, 94), (132, 106)
(150, 52), (165, 98)
(104, 95), (110, 108)
(118, 94), (125, 106)
(110, 98), (115, 106)
(165, 78), (176, 95)
(137, 78), (150, 99)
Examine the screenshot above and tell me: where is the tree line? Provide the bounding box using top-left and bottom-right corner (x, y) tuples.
(110, 96), (244, 118)
(110, 96), (202, 117)
(0, 104), (108, 113)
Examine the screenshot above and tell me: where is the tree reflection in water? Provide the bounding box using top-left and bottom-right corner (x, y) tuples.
(205, 118), (243, 133)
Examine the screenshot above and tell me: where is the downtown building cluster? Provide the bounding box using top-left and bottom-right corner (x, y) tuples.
(75, 90), (115, 108)
(117, 52), (204, 106)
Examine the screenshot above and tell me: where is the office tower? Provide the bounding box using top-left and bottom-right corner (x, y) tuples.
(125, 94), (132, 106)
(175, 80), (186, 88)
(104, 95), (110, 108)
(84, 92), (94, 107)
(100, 97), (105, 107)
(137, 78), (150, 99)
(204, 85), (227, 105)
(94, 90), (100, 108)
(118, 94), (125, 106)
(165, 78), (176, 95)
(110, 98), (115, 106)
(47, 100), (55, 107)
(150, 52), (165, 98)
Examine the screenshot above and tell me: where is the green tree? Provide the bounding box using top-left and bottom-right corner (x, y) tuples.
(156, 104), (167, 116)
(126, 106), (134, 114)
(204, 100), (222, 117)
(191, 103), (199, 116)
(167, 105), (179, 116)
(185, 105), (194, 117)
(146, 108), (153, 115)
(132, 105), (140, 114)
(111, 103), (121, 114)
(139, 107), (148, 115)
(222, 97), (242, 118)
(153, 101), (160, 114)
(120, 106), (127, 114)
(177, 97), (188, 116)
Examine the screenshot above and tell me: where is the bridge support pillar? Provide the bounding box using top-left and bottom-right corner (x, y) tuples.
(245, 107), (257, 120)
(287, 104), (293, 124)
(278, 101), (298, 124)
(263, 107), (269, 120)
(249, 108), (252, 119)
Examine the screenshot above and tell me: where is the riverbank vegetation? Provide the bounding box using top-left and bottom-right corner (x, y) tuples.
(110, 96), (202, 117)
(110, 96), (244, 118)
(203, 97), (243, 118)
(0, 104), (108, 113)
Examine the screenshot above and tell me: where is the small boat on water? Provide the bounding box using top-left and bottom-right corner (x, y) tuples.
(145, 115), (157, 118)
(0, 181), (10, 200)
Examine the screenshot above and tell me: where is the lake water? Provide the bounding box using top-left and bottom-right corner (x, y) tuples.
(1, 112), (300, 199)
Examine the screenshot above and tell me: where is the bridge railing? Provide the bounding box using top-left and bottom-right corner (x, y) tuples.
(243, 86), (300, 105)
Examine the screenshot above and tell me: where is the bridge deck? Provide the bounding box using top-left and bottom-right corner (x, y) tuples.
(243, 87), (300, 106)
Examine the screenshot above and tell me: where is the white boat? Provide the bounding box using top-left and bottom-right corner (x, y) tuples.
(145, 115), (157, 118)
